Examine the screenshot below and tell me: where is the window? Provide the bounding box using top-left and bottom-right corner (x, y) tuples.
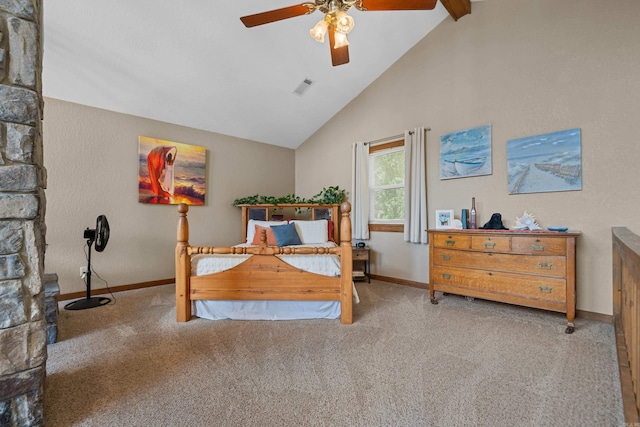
(369, 140), (404, 232)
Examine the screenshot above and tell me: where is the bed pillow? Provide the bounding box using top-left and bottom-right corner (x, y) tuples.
(246, 219), (287, 244)
(251, 225), (278, 246)
(289, 220), (329, 244)
(271, 223), (302, 246)
(327, 220), (335, 243)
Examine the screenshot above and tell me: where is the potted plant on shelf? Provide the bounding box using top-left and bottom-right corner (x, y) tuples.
(232, 186), (347, 207)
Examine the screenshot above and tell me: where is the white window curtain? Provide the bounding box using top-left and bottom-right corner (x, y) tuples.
(404, 127), (428, 244)
(351, 142), (370, 240)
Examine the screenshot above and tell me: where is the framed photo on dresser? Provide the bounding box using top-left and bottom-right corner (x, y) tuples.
(435, 209), (454, 229)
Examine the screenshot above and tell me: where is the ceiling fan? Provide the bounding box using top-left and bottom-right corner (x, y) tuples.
(240, 0), (438, 66)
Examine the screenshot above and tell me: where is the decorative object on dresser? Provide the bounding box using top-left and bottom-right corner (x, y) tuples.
(352, 245), (370, 283)
(428, 229), (580, 333)
(514, 211), (542, 230)
(461, 209), (469, 229)
(479, 213), (508, 230)
(470, 197), (477, 229)
(435, 209), (455, 229)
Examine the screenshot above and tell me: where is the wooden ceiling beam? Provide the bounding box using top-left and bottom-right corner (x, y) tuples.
(440, 0), (471, 21)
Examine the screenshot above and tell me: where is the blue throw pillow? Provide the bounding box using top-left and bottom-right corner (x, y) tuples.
(271, 223), (302, 246)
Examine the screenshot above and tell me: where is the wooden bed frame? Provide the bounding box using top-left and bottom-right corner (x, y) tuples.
(175, 202), (353, 323)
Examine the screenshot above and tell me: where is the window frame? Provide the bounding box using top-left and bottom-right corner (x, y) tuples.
(368, 140), (405, 233)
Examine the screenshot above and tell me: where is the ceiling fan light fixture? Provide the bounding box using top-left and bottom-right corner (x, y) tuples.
(310, 17), (329, 42)
(333, 31), (349, 49)
(334, 11), (354, 34)
(244, 0), (443, 66)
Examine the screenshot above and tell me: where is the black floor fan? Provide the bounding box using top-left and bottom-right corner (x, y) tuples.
(65, 215), (111, 310)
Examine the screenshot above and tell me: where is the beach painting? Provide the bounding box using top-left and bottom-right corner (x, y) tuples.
(138, 136), (206, 205)
(440, 124), (492, 179)
(507, 128), (582, 195)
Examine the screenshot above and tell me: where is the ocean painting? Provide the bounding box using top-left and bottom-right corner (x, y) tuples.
(440, 124), (492, 179)
(138, 136), (206, 205)
(507, 128), (582, 195)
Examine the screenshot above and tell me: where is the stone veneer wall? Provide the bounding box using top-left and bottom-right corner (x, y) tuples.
(0, 1), (46, 426)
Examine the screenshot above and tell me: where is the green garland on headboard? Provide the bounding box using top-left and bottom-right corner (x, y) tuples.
(232, 186), (346, 206)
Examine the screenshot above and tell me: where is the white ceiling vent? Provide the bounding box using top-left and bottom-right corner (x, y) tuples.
(293, 78), (314, 96)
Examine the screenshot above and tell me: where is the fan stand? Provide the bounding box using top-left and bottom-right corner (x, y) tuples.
(64, 235), (110, 310)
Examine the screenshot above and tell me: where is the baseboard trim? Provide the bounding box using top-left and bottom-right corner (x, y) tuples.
(369, 274), (428, 290)
(370, 274), (613, 323)
(58, 278), (174, 301)
(576, 309), (613, 324)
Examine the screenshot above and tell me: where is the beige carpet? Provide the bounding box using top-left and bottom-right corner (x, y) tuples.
(45, 281), (624, 426)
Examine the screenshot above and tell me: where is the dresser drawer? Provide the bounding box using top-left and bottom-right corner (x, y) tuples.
(433, 233), (471, 249)
(471, 235), (511, 252)
(433, 249), (567, 278)
(511, 237), (566, 255)
(432, 265), (566, 303)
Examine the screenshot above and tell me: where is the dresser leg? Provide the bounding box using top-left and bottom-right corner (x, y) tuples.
(565, 322), (575, 334)
(430, 296), (439, 305)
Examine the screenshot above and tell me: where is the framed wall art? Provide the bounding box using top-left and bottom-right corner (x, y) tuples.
(138, 136), (206, 205)
(507, 128), (582, 195)
(435, 209), (454, 229)
(440, 124), (492, 179)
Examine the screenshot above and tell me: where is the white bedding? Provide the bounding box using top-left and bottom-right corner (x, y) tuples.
(192, 242), (341, 276)
(191, 242), (359, 320)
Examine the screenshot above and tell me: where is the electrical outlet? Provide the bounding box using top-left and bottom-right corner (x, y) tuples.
(79, 266), (88, 277)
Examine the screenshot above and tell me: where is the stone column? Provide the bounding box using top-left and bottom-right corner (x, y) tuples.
(0, 1), (46, 426)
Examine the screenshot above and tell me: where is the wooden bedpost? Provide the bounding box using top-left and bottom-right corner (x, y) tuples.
(340, 201), (353, 324)
(176, 203), (191, 322)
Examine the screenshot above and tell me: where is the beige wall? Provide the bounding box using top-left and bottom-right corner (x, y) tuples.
(295, 0), (640, 315)
(43, 98), (295, 294)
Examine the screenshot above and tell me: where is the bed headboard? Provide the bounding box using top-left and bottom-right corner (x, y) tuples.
(237, 204), (341, 243)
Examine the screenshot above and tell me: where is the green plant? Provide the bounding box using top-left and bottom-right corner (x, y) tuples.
(232, 186), (346, 207)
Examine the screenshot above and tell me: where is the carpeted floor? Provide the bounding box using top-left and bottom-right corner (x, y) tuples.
(45, 280), (624, 426)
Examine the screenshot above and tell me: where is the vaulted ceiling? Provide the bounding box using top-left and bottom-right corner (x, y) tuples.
(43, 1), (470, 149)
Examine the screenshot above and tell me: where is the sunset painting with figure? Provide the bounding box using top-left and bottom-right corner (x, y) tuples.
(138, 136), (206, 205)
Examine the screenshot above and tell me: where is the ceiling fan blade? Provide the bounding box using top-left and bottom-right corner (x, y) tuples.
(359, 0), (437, 11)
(328, 28), (350, 67)
(240, 4), (315, 28)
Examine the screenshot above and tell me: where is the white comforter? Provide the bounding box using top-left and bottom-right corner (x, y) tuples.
(192, 242), (341, 277)
(190, 242), (359, 320)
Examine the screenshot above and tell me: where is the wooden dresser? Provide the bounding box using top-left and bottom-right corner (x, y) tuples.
(428, 229), (580, 333)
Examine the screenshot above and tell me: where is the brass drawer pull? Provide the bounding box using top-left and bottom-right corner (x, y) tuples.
(530, 244), (545, 251)
(484, 242), (496, 249)
(445, 240), (456, 246)
(441, 254), (451, 260)
(538, 262), (553, 270)
(539, 286), (553, 293)
(442, 273), (451, 279)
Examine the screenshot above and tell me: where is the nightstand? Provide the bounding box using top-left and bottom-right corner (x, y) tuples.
(352, 246), (370, 283)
